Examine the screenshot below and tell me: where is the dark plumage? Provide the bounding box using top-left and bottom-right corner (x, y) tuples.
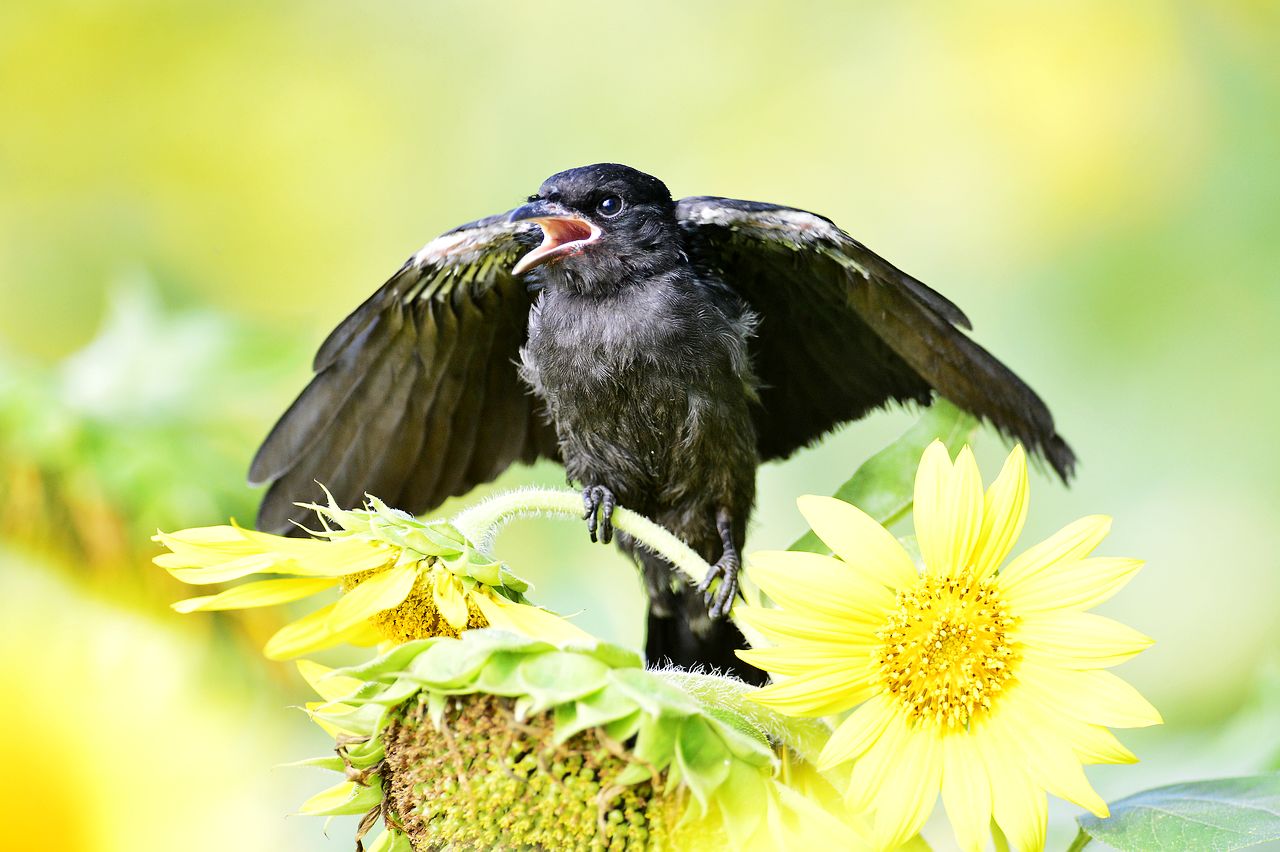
(250, 163), (1075, 685)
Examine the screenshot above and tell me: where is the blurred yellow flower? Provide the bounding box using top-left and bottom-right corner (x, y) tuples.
(0, 555), (305, 852)
(154, 495), (588, 658)
(738, 442), (1161, 852)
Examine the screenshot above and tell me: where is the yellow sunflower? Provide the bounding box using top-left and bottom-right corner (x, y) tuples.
(154, 494), (588, 658)
(738, 441), (1161, 852)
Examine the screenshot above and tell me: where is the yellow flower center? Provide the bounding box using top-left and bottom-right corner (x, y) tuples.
(874, 573), (1017, 728)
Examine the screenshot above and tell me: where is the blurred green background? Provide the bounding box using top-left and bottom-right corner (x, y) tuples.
(2, 1), (1277, 849)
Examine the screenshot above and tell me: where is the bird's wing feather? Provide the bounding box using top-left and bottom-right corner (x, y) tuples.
(249, 212), (559, 533)
(676, 196), (1075, 479)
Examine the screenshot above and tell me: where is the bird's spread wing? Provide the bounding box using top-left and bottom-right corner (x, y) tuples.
(676, 196), (1075, 479)
(249, 212), (560, 533)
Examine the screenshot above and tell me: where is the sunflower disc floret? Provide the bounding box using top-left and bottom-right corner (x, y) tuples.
(385, 693), (676, 849)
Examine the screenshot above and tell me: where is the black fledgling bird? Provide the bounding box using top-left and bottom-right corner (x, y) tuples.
(250, 163), (1074, 685)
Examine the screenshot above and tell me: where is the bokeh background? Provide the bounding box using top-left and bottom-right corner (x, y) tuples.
(2, 1), (1278, 849)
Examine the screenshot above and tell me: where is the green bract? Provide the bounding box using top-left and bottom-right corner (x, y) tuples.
(311, 493), (530, 600)
(299, 630), (859, 851)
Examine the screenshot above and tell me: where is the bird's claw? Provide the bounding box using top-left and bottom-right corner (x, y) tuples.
(582, 485), (615, 544)
(697, 507), (740, 620)
(696, 554), (739, 620)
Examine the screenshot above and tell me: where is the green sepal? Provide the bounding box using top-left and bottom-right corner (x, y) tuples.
(602, 708), (643, 743)
(399, 631), (556, 689)
(563, 640), (643, 670)
(342, 737), (385, 768)
(676, 715), (733, 813)
(359, 675), (423, 708)
(552, 686), (639, 743)
(512, 652), (612, 712)
(336, 639), (437, 682)
(303, 494), (531, 596)
(280, 755), (346, 772)
(303, 700), (384, 739)
(301, 629), (801, 828)
(298, 777), (383, 816)
(365, 828), (413, 852)
(712, 760), (770, 846)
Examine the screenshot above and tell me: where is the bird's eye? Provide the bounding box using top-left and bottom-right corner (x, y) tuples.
(596, 195), (624, 218)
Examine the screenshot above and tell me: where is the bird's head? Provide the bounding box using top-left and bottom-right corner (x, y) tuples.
(508, 163), (681, 292)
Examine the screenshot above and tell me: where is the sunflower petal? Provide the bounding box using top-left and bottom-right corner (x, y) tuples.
(263, 603), (383, 660)
(915, 443), (984, 578)
(1068, 723), (1139, 765)
(152, 525), (266, 566)
(747, 551), (894, 620)
(1000, 696), (1108, 817)
(736, 606), (879, 646)
(845, 714), (909, 813)
(913, 442), (949, 571)
(874, 729), (942, 850)
(817, 695), (896, 770)
(1017, 666), (1162, 728)
(941, 732), (993, 852)
(326, 564), (417, 633)
(984, 729), (1047, 852)
(750, 667), (876, 717)
(432, 573), (470, 629)
(736, 644), (875, 679)
(473, 594), (593, 644)
(972, 445), (1029, 579)
(233, 531), (394, 577)
(795, 495), (918, 589)
(160, 552), (290, 585)
(1015, 611), (1154, 669)
(296, 659), (365, 704)
(171, 576), (338, 613)
(1001, 557), (1143, 614)
(997, 515), (1111, 589)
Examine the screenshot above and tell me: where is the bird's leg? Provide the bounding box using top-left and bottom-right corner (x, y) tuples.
(582, 484), (616, 545)
(696, 508), (740, 620)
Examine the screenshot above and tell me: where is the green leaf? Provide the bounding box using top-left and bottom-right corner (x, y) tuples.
(789, 398), (977, 553)
(1077, 773), (1280, 852)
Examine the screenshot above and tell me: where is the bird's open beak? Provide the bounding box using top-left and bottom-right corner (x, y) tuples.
(509, 200), (602, 275)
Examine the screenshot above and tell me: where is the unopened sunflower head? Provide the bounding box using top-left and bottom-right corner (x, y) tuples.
(737, 441), (1162, 852)
(297, 630), (874, 852)
(154, 494), (588, 659)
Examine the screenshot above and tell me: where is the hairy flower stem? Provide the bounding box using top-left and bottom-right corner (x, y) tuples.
(451, 487), (767, 648)
(659, 669), (829, 764)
